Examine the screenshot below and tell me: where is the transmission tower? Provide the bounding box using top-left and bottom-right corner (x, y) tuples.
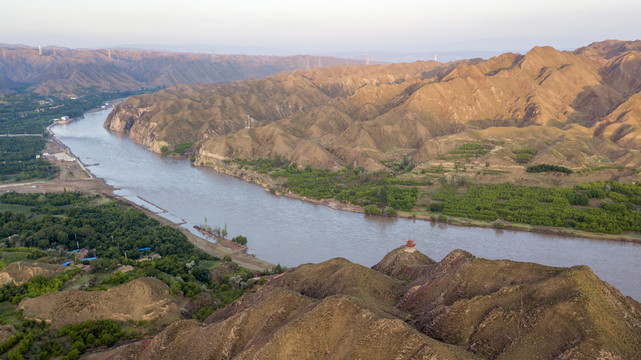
(38, 45), (42, 56)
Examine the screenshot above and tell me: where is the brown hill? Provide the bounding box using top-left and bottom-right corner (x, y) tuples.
(392, 248), (641, 359)
(88, 247), (641, 359)
(86, 286), (477, 360)
(0, 261), (63, 286)
(372, 245), (436, 279)
(18, 277), (180, 327)
(105, 41), (641, 174)
(0, 45), (363, 96)
(267, 257), (405, 317)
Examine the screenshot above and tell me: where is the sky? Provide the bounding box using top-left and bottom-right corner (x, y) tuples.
(2, 0), (640, 57)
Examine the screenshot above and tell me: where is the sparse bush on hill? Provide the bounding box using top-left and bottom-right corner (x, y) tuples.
(513, 148), (538, 164)
(526, 164), (573, 173)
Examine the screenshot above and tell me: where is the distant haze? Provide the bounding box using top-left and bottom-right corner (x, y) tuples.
(2, 0), (640, 58)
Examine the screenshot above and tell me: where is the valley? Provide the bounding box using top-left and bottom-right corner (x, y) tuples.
(0, 39), (640, 359)
(105, 40), (641, 239)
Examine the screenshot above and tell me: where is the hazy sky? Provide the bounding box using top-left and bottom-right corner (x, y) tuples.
(2, 0), (640, 55)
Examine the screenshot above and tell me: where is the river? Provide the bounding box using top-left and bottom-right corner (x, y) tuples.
(52, 107), (641, 301)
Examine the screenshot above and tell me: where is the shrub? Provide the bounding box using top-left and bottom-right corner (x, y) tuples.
(363, 204), (381, 215)
(384, 206), (397, 217)
(232, 235), (247, 245)
(526, 164), (573, 173)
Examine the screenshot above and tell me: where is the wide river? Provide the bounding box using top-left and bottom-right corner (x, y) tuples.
(53, 107), (641, 301)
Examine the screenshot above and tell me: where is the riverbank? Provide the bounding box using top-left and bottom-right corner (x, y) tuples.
(198, 158), (641, 244)
(0, 130), (272, 272)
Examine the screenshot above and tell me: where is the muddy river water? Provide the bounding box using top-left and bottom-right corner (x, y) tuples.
(52, 107), (641, 300)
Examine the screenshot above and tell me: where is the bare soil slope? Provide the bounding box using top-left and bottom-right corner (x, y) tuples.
(86, 286), (477, 360)
(105, 40), (641, 175)
(88, 247), (641, 359)
(0, 261), (63, 286)
(394, 248), (641, 359)
(18, 277), (180, 327)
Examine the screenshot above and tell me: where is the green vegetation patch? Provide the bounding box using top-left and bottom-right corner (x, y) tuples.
(438, 143), (493, 160)
(0, 203), (32, 215)
(578, 165), (640, 174)
(0, 89), (159, 183)
(0, 90), (158, 135)
(421, 165), (448, 174)
(0, 191), (290, 359)
(513, 148), (538, 164)
(526, 164), (573, 174)
(431, 181), (641, 233)
(0, 137), (57, 182)
(386, 156), (415, 173)
(172, 141), (195, 155)
(160, 141), (195, 156)
(0, 268), (81, 304)
(0, 248), (47, 263)
(0, 192), (204, 261)
(234, 157), (420, 212)
(58, 320), (123, 359)
(273, 166), (418, 211)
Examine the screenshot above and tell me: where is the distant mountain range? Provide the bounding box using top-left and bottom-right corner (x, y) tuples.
(0, 45), (363, 96)
(105, 40), (641, 179)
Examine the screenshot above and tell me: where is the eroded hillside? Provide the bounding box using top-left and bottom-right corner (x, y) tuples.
(87, 246), (641, 359)
(105, 40), (641, 175)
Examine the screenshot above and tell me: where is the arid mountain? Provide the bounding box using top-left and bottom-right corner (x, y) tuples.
(0, 45), (363, 96)
(105, 40), (641, 174)
(87, 247), (641, 359)
(391, 249), (641, 359)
